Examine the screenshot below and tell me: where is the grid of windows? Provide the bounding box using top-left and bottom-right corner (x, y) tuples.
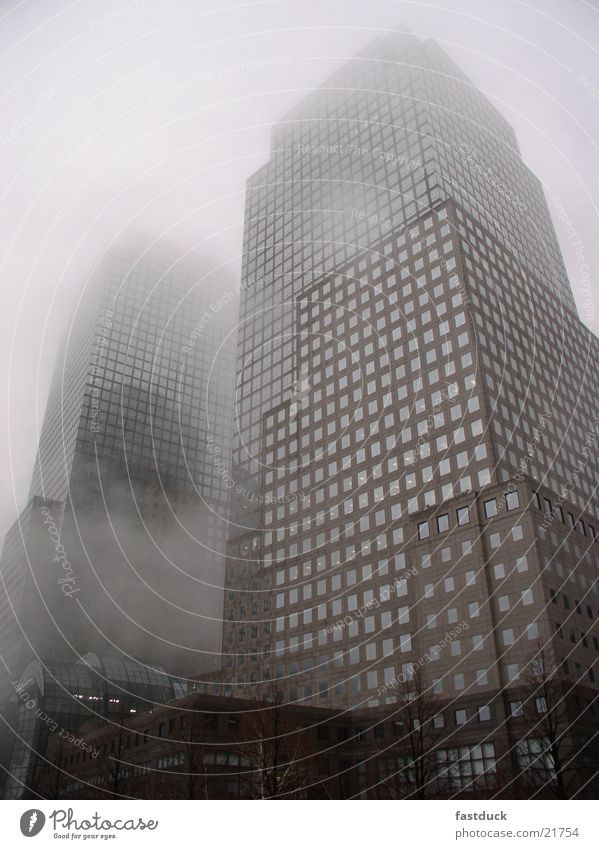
(436, 742), (496, 791)
(30, 240), (235, 504)
(222, 28), (599, 740)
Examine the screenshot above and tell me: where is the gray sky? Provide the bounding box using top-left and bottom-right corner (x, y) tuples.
(1, 0), (598, 539)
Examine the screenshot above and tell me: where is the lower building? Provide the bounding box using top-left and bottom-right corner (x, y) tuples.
(1, 651), (184, 799)
(34, 673), (599, 799)
(35, 691), (355, 800)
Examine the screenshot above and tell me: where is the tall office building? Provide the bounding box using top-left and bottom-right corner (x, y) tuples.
(220, 31), (599, 792)
(30, 235), (235, 505)
(0, 234), (237, 692)
(232, 30), (576, 500)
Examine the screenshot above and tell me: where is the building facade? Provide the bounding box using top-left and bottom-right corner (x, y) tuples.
(35, 691), (355, 800)
(231, 30), (576, 516)
(218, 32), (599, 792)
(40, 680), (599, 799)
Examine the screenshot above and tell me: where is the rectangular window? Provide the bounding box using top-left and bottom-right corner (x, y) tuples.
(457, 506), (470, 526)
(418, 521), (430, 540)
(436, 742), (496, 791)
(505, 490), (519, 510)
(484, 498), (497, 519)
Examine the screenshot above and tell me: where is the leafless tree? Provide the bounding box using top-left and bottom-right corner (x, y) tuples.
(30, 733), (70, 799)
(381, 670), (447, 799)
(95, 714), (131, 798)
(155, 711), (209, 800)
(233, 686), (318, 799)
(515, 644), (581, 799)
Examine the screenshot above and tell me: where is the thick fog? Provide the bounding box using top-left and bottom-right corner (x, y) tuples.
(1, 0), (598, 542)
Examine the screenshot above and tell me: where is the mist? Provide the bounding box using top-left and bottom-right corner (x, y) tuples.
(1, 0), (598, 544)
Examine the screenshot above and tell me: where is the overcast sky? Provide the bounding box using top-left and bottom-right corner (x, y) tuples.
(1, 0), (598, 539)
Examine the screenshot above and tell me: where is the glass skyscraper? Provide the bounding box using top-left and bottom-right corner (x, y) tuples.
(0, 234), (237, 692)
(30, 235), (235, 504)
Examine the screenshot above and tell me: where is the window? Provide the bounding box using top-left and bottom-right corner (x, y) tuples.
(516, 738), (555, 776)
(399, 634), (412, 652)
(455, 708), (468, 725)
(366, 670), (379, 689)
(521, 589), (533, 606)
(510, 701), (523, 717)
(418, 521), (430, 540)
(478, 705), (491, 721)
(506, 664), (519, 682)
(484, 498), (497, 519)
(505, 491), (519, 511)
(457, 506), (470, 526)
(437, 513), (449, 533)
(436, 743), (496, 791)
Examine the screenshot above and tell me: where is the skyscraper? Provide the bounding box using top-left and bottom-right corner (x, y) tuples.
(220, 31), (599, 793)
(0, 234), (237, 692)
(232, 30), (577, 505)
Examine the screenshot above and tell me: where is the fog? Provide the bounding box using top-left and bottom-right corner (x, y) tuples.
(1, 0), (598, 540)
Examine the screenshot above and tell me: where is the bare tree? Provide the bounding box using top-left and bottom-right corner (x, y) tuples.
(30, 733), (70, 799)
(95, 714), (130, 798)
(381, 670), (447, 799)
(516, 644), (580, 799)
(156, 711), (209, 800)
(233, 687), (318, 799)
